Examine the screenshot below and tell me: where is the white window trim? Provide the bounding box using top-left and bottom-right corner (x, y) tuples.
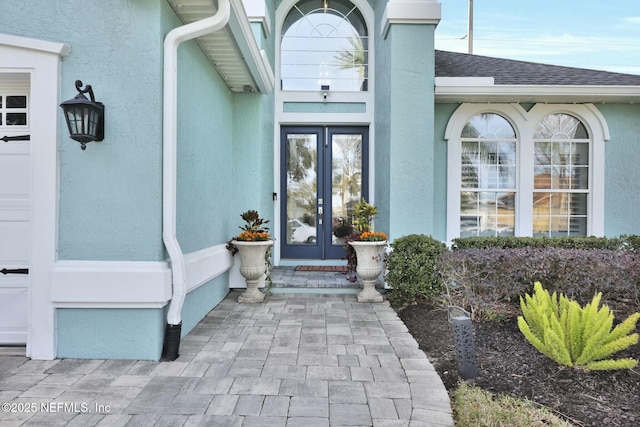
(445, 103), (609, 242)
(274, 0), (375, 118)
(273, 0), (375, 265)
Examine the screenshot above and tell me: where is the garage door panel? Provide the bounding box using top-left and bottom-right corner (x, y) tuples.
(0, 154), (29, 196)
(0, 280), (28, 344)
(0, 221), (29, 265)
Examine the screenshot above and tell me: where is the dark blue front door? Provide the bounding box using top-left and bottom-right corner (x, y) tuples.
(280, 126), (369, 260)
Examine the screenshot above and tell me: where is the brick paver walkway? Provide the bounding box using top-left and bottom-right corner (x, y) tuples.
(0, 292), (453, 426)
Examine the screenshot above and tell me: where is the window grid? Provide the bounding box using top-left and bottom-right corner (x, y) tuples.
(533, 115), (589, 237)
(459, 114), (517, 237)
(0, 94), (28, 127)
(281, 2), (368, 92)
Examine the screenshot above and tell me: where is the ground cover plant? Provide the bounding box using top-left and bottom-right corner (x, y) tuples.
(390, 235), (640, 426)
(452, 383), (573, 427)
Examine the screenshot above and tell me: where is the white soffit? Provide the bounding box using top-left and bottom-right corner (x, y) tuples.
(168, 0), (273, 93)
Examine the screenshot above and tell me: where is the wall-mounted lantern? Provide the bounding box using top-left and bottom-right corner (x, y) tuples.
(60, 80), (104, 150)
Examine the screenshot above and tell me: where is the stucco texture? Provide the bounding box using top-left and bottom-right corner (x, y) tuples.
(599, 104), (640, 236)
(1, 0), (167, 261)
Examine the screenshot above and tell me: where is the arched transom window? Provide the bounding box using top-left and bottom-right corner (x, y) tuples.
(280, 0), (368, 91)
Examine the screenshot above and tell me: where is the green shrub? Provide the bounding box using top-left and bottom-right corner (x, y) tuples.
(621, 234), (640, 253)
(386, 234), (448, 308)
(451, 236), (625, 251)
(518, 282), (639, 370)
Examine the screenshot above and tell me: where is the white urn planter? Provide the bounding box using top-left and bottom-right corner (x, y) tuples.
(232, 240), (273, 303)
(349, 240), (387, 303)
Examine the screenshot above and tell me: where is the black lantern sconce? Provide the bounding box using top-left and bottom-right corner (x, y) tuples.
(60, 80), (104, 150)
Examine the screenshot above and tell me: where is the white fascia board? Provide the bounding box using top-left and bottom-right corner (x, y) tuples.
(435, 84), (640, 103)
(0, 33), (70, 58)
(382, 1), (442, 37)
(242, 0), (271, 38)
(435, 77), (495, 86)
(229, 0), (274, 93)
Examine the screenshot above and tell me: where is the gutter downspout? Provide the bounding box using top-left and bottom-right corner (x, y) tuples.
(161, 0), (231, 361)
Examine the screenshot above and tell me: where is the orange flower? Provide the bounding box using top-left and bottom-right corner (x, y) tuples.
(237, 231), (271, 241)
(358, 231), (387, 241)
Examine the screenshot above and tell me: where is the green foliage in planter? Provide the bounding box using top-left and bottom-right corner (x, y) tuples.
(352, 198), (378, 233)
(518, 282), (640, 370)
(386, 234), (447, 308)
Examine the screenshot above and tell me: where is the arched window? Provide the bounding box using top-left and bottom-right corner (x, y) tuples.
(533, 114), (590, 236)
(460, 113), (517, 237)
(446, 104), (607, 242)
(280, 0), (368, 91)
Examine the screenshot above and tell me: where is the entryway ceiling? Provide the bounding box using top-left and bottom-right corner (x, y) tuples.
(168, 0), (273, 93)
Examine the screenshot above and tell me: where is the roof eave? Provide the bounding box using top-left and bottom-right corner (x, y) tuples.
(435, 84), (640, 104)
(168, 0), (274, 94)
(226, 0), (274, 93)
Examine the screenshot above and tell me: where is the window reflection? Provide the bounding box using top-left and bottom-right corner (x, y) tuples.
(331, 134), (361, 244)
(533, 114), (589, 236)
(286, 134), (318, 244)
(460, 113), (516, 237)
(281, 0), (368, 91)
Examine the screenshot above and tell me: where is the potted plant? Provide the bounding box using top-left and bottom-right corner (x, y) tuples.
(345, 199), (387, 302)
(227, 210), (273, 303)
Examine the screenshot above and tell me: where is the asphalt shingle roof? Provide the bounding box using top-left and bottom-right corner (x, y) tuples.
(435, 50), (640, 86)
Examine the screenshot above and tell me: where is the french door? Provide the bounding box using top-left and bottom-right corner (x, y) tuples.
(281, 126), (369, 259)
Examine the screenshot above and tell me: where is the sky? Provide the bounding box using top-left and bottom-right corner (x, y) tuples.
(435, 0), (640, 75)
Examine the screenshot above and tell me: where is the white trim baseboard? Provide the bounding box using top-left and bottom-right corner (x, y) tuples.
(51, 244), (233, 308)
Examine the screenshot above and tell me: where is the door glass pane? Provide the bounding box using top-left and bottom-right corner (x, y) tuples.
(285, 134), (318, 245)
(331, 134), (362, 244)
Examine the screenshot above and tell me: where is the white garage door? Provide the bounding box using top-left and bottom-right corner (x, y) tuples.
(0, 84), (30, 344)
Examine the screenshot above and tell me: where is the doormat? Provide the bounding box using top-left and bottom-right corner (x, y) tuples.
(295, 265), (347, 272)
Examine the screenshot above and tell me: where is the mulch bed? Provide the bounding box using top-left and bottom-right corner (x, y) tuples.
(398, 304), (640, 427)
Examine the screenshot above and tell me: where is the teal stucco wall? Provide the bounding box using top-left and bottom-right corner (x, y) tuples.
(373, 1), (392, 237)
(598, 104), (640, 236)
(375, 23), (438, 240)
(174, 28), (235, 254)
(2, 0), (277, 359)
(433, 103), (459, 241)
(1, 0), (167, 261)
(57, 308), (166, 360)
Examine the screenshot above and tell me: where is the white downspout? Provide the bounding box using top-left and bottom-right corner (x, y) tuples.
(163, 0), (231, 330)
